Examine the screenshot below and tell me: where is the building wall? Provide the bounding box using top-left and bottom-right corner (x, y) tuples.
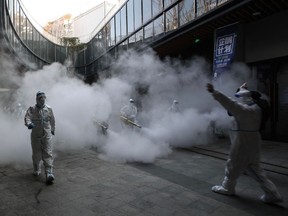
(239, 10), (288, 141)
(73, 2), (114, 42)
(245, 10), (288, 63)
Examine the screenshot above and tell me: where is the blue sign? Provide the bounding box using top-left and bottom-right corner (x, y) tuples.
(213, 24), (238, 78)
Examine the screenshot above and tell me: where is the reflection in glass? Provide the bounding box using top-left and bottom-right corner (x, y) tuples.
(197, 0), (218, 17)
(128, 34), (136, 48)
(115, 13), (121, 43)
(144, 22), (153, 43)
(127, 0), (135, 35)
(121, 5), (127, 39)
(134, 0), (142, 29)
(179, 0), (195, 26)
(152, 0), (163, 16)
(143, 0), (152, 24)
(135, 29), (143, 48)
(166, 5), (178, 32)
(163, 0), (178, 9)
(154, 15), (164, 38)
(3, 0), (234, 75)
(107, 18), (115, 47)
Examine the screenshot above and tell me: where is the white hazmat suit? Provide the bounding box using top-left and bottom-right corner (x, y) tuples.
(120, 98), (138, 128)
(24, 91), (55, 184)
(14, 103), (25, 119)
(207, 83), (282, 203)
(168, 100), (180, 113)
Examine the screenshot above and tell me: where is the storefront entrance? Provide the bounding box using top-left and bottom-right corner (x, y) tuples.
(253, 57), (288, 142)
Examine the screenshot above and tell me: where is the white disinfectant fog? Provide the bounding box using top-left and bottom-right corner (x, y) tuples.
(0, 48), (254, 166)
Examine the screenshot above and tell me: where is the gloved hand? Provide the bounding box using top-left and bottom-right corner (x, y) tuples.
(27, 123), (35, 129)
(206, 83), (214, 93)
(51, 131), (55, 135)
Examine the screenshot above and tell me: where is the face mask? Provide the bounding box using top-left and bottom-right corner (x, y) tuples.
(36, 96), (46, 107)
(235, 88), (253, 105)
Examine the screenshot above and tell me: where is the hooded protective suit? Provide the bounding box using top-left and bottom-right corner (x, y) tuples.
(14, 103), (25, 119)
(24, 91), (55, 183)
(168, 100), (180, 113)
(207, 83), (282, 203)
(120, 99), (137, 121)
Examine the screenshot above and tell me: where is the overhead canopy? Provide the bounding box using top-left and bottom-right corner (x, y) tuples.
(0, 88), (10, 92)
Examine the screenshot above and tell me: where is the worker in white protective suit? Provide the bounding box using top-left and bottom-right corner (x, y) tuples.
(14, 103), (25, 119)
(206, 83), (283, 203)
(168, 100), (180, 113)
(120, 98), (138, 129)
(24, 91), (55, 184)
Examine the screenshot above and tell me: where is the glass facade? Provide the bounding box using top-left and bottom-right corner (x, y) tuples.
(2, 0), (68, 70)
(2, 0), (232, 75)
(143, 0), (152, 24)
(80, 0), (232, 76)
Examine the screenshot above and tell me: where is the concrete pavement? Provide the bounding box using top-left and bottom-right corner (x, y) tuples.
(0, 139), (287, 216)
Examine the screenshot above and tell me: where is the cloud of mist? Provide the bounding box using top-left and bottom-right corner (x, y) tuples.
(0, 48), (256, 166)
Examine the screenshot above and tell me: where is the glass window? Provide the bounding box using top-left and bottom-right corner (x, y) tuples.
(197, 0), (208, 17)
(144, 22), (153, 43)
(99, 28), (106, 50)
(135, 29), (143, 43)
(154, 14), (164, 38)
(108, 48), (115, 60)
(179, 0), (195, 26)
(218, 0), (229, 5)
(165, 5), (178, 32)
(209, 0), (217, 9)
(35, 30), (41, 54)
(8, 0), (14, 21)
(47, 42), (55, 62)
(152, 0), (163, 16)
(107, 18), (115, 47)
(13, 34), (20, 50)
(128, 34), (136, 48)
(163, 0), (177, 9)
(94, 29), (106, 59)
(15, 2), (20, 34)
(143, 0), (152, 24)
(14, 0), (19, 26)
(26, 20), (33, 47)
(127, 0), (135, 35)
(134, 0), (142, 29)
(86, 40), (93, 63)
(76, 49), (85, 67)
(4, 17), (11, 42)
(20, 10), (27, 42)
(115, 12), (121, 43)
(117, 40), (128, 56)
(198, 0), (217, 14)
(40, 35), (46, 59)
(120, 5), (127, 38)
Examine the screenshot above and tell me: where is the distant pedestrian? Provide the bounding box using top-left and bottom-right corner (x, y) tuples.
(168, 100), (180, 113)
(14, 103), (25, 120)
(24, 91), (55, 184)
(206, 83), (282, 203)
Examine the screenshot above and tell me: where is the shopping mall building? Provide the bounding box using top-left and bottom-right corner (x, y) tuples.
(1, 0), (288, 141)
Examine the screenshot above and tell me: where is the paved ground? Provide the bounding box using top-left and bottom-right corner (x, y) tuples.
(0, 139), (287, 216)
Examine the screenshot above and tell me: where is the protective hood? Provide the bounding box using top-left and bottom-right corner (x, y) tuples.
(234, 83), (254, 105)
(36, 91), (46, 108)
(235, 88), (251, 98)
